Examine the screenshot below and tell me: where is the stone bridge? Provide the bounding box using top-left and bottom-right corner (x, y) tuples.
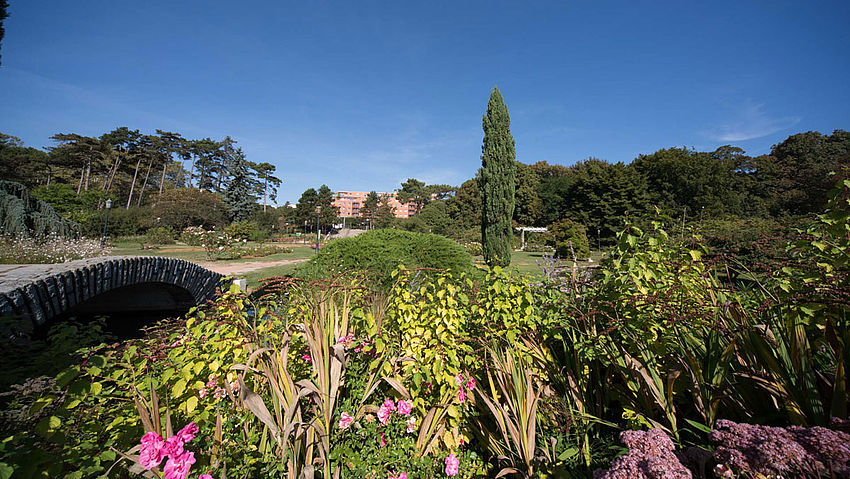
(0, 256), (225, 328)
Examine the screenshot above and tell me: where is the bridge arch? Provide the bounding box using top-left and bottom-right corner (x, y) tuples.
(0, 256), (225, 327)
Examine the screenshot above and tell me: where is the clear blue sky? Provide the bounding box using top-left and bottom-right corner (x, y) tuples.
(1, 1), (848, 203)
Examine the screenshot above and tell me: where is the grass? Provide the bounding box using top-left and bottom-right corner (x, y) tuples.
(473, 250), (606, 277)
(110, 238), (315, 263)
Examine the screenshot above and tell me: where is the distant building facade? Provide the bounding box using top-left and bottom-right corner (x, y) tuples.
(332, 191), (418, 218)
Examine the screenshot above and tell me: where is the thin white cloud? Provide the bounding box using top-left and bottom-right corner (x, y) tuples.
(709, 102), (800, 142)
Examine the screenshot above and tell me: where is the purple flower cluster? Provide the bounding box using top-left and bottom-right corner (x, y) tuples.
(710, 419), (850, 477)
(594, 429), (692, 479)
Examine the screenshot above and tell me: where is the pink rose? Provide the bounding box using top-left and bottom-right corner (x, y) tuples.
(396, 399), (412, 416)
(465, 378), (476, 391)
(445, 453), (459, 476)
(302, 353), (312, 362)
(379, 431), (387, 447)
(398, 473), (408, 479)
(382, 398), (396, 411)
(200, 475), (213, 479)
(339, 412), (354, 430)
(377, 404), (392, 424)
(406, 416), (417, 433)
(176, 422), (198, 443)
(457, 388), (466, 404)
(163, 450), (195, 479)
(139, 431), (165, 470)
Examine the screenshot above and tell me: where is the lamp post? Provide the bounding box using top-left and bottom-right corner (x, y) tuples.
(315, 206), (321, 253)
(304, 220), (307, 244)
(101, 199), (112, 248)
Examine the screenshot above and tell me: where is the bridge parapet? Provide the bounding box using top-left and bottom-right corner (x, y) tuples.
(0, 256), (225, 327)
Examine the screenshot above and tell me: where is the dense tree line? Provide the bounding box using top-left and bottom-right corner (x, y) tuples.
(0, 128), (282, 235)
(384, 129), (850, 248)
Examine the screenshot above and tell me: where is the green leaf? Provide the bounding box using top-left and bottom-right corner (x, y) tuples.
(684, 418), (712, 434)
(90, 382), (103, 395)
(186, 396), (199, 413)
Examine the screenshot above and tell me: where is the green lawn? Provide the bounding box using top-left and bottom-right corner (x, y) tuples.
(474, 250), (605, 277)
(110, 238), (315, 263)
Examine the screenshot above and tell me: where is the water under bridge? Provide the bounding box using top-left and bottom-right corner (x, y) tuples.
(0, 256), (225, 330)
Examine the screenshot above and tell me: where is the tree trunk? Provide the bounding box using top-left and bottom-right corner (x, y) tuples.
(126, 155), (142, 209)
(157, 157), (168, 204)
(84, 155), (91, 191)
(77, 166), (85, 195)
(137, 158), (154, 207)
(264, 177), (268, 212)
(106, 155), (121, 192)
(188, 155), (196, 188)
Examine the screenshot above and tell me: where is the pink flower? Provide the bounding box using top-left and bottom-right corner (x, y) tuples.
(302, 353), (312, 362)
(161, 422), (198, 458)
(445, 453), (459, 476)
(382, 398), (396, 411)
(163, 450), (195, 479)
(139, 431), (166, 470)
(339, 412), (354, 430)
(176, 422), (198, 443)
(379, 431), (387, 447)
(457, 388), (466, 404)
(397, 473), (408, 479)
(200, 475), (213, 479)
(454, 373), (464, 387)
(198, 388), (207, 399)
(406, 416), (417, 433)
(465, 378), (476, 391)
(213, 387), (226, 399)
(396, 399), (412, 416)
(229, 380), (239, 392)
(206, 374), (217, 389)
(377, 404), (392, 424)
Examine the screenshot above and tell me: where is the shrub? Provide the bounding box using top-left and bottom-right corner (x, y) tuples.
(462, 242), (483, 256)
(180, 226), (205, 246)
(0, 234), (108, 263)
(225, 220), (259, 241)
(548, 218), (590, 259)
(296, 229), (474, 286)
(153, 188), (227, 230)
(143, 226), (175, 245)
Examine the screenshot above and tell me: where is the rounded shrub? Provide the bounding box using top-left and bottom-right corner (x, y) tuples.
(296, 229), (474, 285)
(549, 218), (591, 259)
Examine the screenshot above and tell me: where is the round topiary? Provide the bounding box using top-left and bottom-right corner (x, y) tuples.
(296, 229), (474, 285)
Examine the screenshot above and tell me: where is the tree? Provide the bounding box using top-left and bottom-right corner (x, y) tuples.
(479, 87), (516, 267)
(295, 188), (318, 228)
(398, 178), (429, 214)
(0, 0), (8, 66)
(418, 200), (453, 236)
(316, 184), (339, 231)
(252, 162), (281, 212)
(154, 188), (227, 230)
(447, 178), (481, 232)
(375, 194), (396, 228)
(362, 191), (380, 228)
(222, 147), (258, 222)
(514, 161), (543, 226)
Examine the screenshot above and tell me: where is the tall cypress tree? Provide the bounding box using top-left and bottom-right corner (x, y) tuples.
(480, 87), (516, 267)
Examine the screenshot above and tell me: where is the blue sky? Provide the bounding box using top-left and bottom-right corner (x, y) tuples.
(1, 1), (848, 203)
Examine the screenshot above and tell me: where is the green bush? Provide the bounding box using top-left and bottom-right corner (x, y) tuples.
(143, 226), (176, 245)
(548, 218), (590, 259)
(296, 229), (474, 286)
(225, 220), (259, 241)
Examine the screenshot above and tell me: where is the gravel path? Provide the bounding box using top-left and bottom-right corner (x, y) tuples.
(200, 258), (309, 276)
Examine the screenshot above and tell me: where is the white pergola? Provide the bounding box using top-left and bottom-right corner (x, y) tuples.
(515, 226), (548, 250)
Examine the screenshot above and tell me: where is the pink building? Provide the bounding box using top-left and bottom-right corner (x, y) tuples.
(333, 191), (418, 219)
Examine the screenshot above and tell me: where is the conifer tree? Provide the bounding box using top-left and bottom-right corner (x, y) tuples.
(222, 147), (257, 222)
(479, 87), (516, 267)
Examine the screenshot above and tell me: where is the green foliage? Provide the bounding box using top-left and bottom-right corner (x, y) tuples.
(296, 229), (474, 287)
(480, 87), (516, 267)
(143, 226), (176, 245)
(548, 218), (590, 259)
(153, 187), (227, 230)
(0, 180), (80, 237)
(225, 219), (259, 241)
(221, 147), (258, 222)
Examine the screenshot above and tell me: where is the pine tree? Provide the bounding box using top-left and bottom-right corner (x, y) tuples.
(480, 87), (516, 267)
(222, 147), (257, 222)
